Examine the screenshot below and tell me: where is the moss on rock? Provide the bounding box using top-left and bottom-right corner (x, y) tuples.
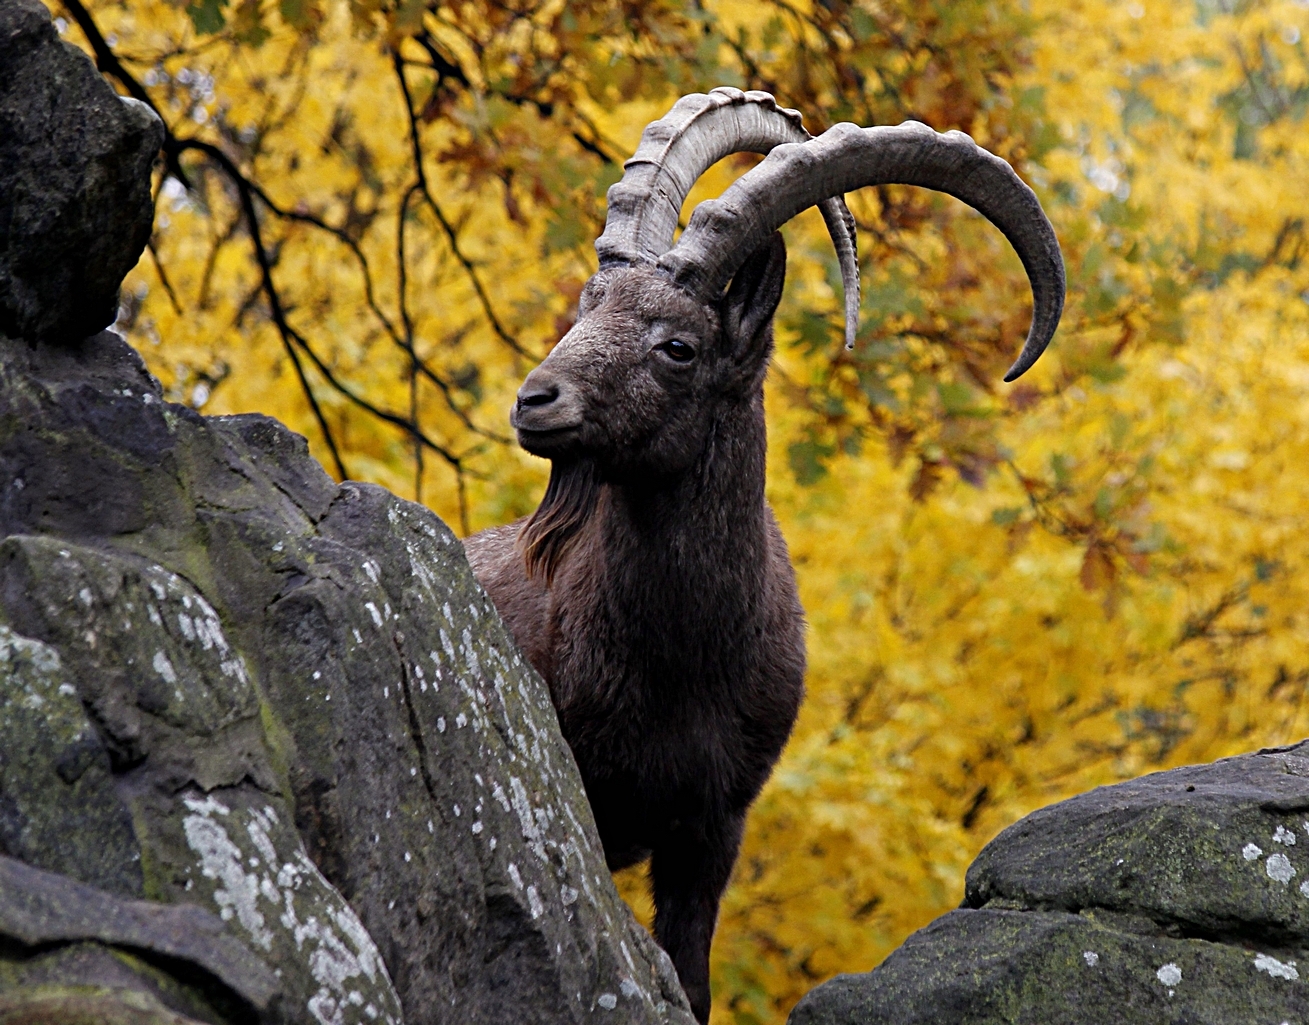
(790, 745), (1309, 1024)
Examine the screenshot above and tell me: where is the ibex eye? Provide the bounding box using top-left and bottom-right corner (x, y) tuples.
(660, 339), (696, 363)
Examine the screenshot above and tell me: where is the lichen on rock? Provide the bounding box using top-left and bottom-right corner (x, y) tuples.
(0, 616), (141, 896)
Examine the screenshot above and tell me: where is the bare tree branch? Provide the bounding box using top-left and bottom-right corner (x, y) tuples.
(60, 0), (508, 494)
(392, 48), (533, 360)
(241, 178), (511, 444)
(146, 239), (184, 316)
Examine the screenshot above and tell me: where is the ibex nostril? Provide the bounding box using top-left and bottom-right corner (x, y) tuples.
(517, 383), (558, 408)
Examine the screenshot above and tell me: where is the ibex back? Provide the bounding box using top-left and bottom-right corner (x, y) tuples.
(465, 88), (1064, 1024)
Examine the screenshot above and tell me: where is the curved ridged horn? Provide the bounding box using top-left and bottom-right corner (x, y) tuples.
(595, 87), (862, 347)
(657, 120), (1065, 380)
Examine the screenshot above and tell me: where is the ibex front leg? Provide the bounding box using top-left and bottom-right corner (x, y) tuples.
(652, 812), (746, 1024)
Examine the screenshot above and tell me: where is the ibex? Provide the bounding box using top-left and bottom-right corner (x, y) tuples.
(465, 89), (1063, 1023)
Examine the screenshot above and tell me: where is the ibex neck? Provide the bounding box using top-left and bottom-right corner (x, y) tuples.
(600, 395), (768, 575)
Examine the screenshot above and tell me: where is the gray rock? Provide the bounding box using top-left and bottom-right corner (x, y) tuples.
(0, 940), (251, 1025)
(790, 908), (1307, 1025)
(0, 852), (280, 1018)
(0, 328), (694, 1024)
(965, 742), (1309, 945)
(790, 744), (1309, 1024)
(0, 0), (162, 343)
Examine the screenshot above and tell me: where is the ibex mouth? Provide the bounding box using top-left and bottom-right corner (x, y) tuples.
(511, 384), (584, 454)
(515, 423), (583, 458)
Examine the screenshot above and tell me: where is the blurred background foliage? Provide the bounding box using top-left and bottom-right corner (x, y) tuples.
(50, 0), (1309, 1019)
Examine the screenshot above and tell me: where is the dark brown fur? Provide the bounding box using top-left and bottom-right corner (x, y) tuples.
(465, 238), (804, 1023)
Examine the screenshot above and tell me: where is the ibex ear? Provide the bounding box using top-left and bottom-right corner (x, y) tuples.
(722, 232), (787, 365)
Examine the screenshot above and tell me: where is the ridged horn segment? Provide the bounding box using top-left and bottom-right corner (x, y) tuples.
(595, 87), (861, 347)
(657, 121), (1066, 380)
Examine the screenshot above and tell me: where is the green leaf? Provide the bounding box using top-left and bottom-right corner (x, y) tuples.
(186, 0), (226, 35)
(789, 439), (834, 486)
(850, 8), (875, 41)
(279, 0), (313, 29)
(1051, 452), (1072, 488)
(542, 213), (586, 255)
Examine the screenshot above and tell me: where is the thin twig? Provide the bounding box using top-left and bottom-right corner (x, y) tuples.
(392, 49), (532, 359)
(146, 240), (184, 315)
(60, 0), (153, 107)
(455, 464), (469, 537)
(570, 130), (613, 164)
(60, 0), (501, 482)
(398, 182), (425, 502)
(245, 178), (509, 442)
(268, 292), (465, 468)
(1232, 38), (1286, 124)
(197, 138), (351, 480)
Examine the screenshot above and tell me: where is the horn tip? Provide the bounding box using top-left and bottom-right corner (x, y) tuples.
(1002, 341), (1045, 382)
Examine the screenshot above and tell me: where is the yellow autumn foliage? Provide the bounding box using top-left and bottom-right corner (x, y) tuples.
(51, 0), (1309, 1020)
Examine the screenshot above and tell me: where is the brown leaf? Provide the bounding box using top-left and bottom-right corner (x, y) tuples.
(910, 459), (944, 502)
(1079, 544), (1116, 592)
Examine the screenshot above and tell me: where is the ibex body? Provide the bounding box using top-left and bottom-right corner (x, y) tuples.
(467, 249), (802, 1021)
(466, 89), (1064, 1023)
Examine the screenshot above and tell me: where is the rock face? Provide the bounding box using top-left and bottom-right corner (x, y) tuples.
(0, 5), (693, 1024)
(0, 852), (280, 1022)
(790, 744), (1309, 1024)
(0, 0), (162, 344)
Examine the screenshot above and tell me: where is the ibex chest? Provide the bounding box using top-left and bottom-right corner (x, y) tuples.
(549, 579), (802, 803)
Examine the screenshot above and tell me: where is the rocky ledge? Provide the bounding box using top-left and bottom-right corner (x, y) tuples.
(791, 743), (1309, 1025)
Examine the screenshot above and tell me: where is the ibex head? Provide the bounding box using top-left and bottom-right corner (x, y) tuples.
(511, 88), (1066, 578)
(511, 239), (785, 479)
